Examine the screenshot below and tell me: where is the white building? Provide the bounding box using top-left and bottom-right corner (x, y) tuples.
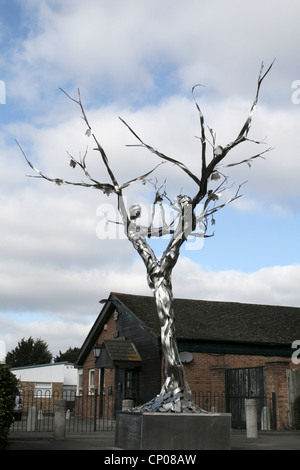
(11, 362), (78, 398)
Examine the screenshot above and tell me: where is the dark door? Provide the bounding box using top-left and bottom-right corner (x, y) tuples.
(114, 368), (139, 412)
(114, 367), (124, 413)
(226, 367), (265, 428)
(124, 369), (139, 404)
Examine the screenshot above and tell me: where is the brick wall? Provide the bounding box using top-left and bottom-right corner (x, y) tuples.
(82, 314), (117, 396)
(183, 353), (299, 391)
(19, 381), (63, 396)
(182, 352), (300, 429)
(265, 361), (290, 429)
(80, 310), (300, 429)
(18, 381), (63, 412)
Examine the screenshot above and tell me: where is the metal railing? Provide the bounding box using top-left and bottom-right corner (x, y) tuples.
(10, 389), (117, 433)
(11, 389), (275, 432)
(226, 392), (277, 430)
(193, 390), (226, 412)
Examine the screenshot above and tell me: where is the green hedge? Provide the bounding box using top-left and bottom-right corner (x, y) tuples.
(0, 365), (18, 447)
(293, 395), (300, 430)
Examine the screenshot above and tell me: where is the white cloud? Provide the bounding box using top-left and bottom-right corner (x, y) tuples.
(1, 0), (300, 359)
(0, 314), (92, 358)
(173, 258), (300, 307)
(6, 0), (300, 106)
(2, 90), (300, 315)
(2, 257), (300, 357)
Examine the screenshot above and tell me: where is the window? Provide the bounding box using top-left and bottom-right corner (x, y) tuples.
(78, 370), (83, 396)
(63, 385), (76, 401)
(35, 382), (52, 397)
(124, 370), (138, 400)
(89, 369), (95, 395)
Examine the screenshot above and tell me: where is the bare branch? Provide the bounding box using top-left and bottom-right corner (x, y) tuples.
(203, 182), (246, 219)
(18, 87), (165, 200)
(16, 139), (116, 194)
(59, 88), (91, 129)
(66, 148), (104, 186)
(192, 84), (207, 177)
(119, 163), (165, 191)
(92, 134), (119, 191)
(219, 146), (274, 170)
(193, 60), (275, 206)
(60, 88), (121, 191)
(213, 60), (275, 162)
(235, 60), (275, 140)
(119, 117), (202, 188)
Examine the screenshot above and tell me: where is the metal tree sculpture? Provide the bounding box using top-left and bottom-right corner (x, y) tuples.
(19, 62), (274, 413)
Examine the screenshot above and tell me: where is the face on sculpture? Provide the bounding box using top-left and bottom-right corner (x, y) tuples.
(129, 204), (142, 220)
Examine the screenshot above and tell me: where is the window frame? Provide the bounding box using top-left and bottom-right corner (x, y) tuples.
(34, 382), (52, 398)
(88, 369), (95, 395)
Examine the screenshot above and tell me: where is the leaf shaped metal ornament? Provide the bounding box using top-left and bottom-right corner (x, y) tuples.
(211, 171), (221, 181)
(69, 158), (77, 168)
(214, 146), (223, 157)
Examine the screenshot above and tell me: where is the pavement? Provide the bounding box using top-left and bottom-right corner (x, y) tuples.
(230, 430), (300, 450)
(3, 429), (300, 451)
(4, 431), (117, 451)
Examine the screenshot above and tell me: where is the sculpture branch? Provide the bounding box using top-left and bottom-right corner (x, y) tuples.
(119, 117), (202, 188)
(193, 60), (275, 206)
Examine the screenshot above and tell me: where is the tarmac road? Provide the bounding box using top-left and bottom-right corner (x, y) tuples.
(3, 430), (300, 451)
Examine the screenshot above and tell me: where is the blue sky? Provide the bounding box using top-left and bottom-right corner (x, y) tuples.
(1, 0), (300, 359)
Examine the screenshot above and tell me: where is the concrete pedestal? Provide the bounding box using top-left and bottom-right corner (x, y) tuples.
(54, 399), (66, 441)
(115, 411), (231, 450)
(245, 399), (257, 438)
(27, 406), (37, 431)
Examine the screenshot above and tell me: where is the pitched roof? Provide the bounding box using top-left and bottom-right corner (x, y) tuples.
(95, 340), (142, 368)
(76, 292), (300, 366)
(112, 292), (300, 346)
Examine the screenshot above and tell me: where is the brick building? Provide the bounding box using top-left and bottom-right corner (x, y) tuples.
(11, 362), (78, 413)
(76, 292), (300, 429)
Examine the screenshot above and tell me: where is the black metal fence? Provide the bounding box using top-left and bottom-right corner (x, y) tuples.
(10, 389), (117, 433)
(193, 390), (226, 412)
(193, 390), (277, 429)
(226, 392), (277, 430)
(10, 389), (276, 432)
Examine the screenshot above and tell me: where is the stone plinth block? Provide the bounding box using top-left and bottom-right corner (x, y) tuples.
(54, 399), (67, 441)
(245, 399), (258, 438)
(115, 411), (231, 450)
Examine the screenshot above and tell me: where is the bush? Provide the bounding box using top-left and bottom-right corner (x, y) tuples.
(293, 395), (300, 430)
(0, 365), (18, 447)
